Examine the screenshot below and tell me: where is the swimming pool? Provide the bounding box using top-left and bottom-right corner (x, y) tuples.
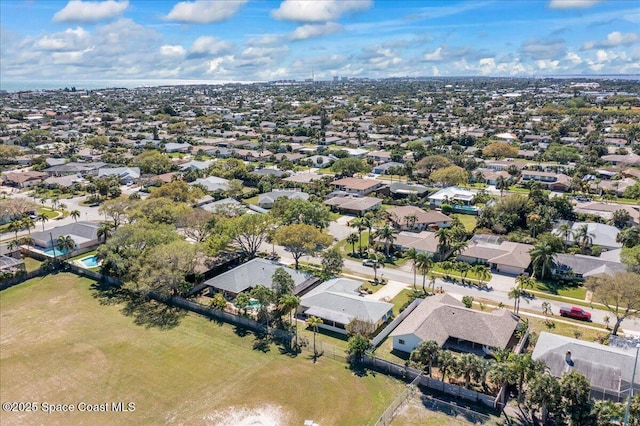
(79, 255), (100, 268)
(249, 299), (261, 309)
(43, 248), (68, 257)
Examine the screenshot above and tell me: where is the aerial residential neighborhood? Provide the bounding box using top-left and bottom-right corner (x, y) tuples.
(1, 1), (640, 424)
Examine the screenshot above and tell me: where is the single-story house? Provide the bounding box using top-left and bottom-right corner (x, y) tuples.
(190, 176), (231, 193)
(306, 155), (335, 168)
(386, 182), (429, 198)
(0, 255), (25, 273)
(390, 231), (439, 257)
(324, 196), (382, 216)
(203, 258), (319, 298)
(299, 278), (393, 334)
(258, 190), (309, 209)
(372, 162), (404, 175)
(164, 142), (192, 153)
(391, 294), (519, 355)
(532, 332), (640, 402)
(457, 234), (532, 275)
(30, 221), (101, 252)
(574, 202), (640, 225)
(199, 197), (246, 216)
(42, 174), (86, 189)
(330, 177), (384, 196)
(428, 186), (475, 207)
(98, 167), (141, 184)
(43, 161), (108, 177)
(552, 253), (627, 280)
(520, 171), (571, 192)
(2, 171), (48, 188)
(557, 222), (622, 251)
(601, 153), (640, 167)
(387, 206), (452, 231)
(179, 160), (215, 172)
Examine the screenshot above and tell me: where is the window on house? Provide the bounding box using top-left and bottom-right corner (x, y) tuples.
(398, 339), (405, 345)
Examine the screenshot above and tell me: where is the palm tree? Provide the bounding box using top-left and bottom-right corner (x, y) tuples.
(572, 224), (595, 253)
(457, 262), (471, 282)
(346, 233), (358, 255)
(405, 214), (418, 230)
(97, 224), (113, 243)
(21, 216), (35, 240)
(70, 209), (81, 222)
(557, 222), (572, 248)
(508, 287), (525, 315)
(369, 252), (385, 282)
(437, 349), (456, 382)
(56, 235), (76, 256)
(373, 224), (397, 257)
(411, 340), (440, 377)
(416, 253), (434, 292)
(472, 264), (490, 287)
(435, 228), (451, 260)
(8, 220), (22, 242)
(496, 175), (507, 197)
(278, 294), (300, 330)
(349, 217), (367, 255)
(456, 353), (482, 389)
(406, 248), (419, 290)
(529, 242), (557, 280)
(307, 316), (323, 362)
(362, 213), (377, 246)
(38, 213), (49, 231)
(516, 275), (535, 292)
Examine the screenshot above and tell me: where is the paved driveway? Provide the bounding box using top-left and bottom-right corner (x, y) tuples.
(488, 272), (516, 292)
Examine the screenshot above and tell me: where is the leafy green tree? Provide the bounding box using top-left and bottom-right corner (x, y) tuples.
(133, 150), (172, 174)
(272, 267), (295, 300)
(462, 295), (474, 308)
(586, 272), (640, 335)
(617, 226), (640, 248)
(482, 142), (518, 158)
(225, 214), (274, 258)
(612, 209), (633, 229)
(136, 240), (201, 297)
(321, 247), (344, 278)
(430, 165), (468, 187)
(347, 333), (371, 365)
(150, 180), (204, 203)
(250, 285), (275, 327)
(275, 224), (333, 270)
(177, 208), (215, 243)
(209, 293), (227, 310)
(234, 292), (251, 316)
(330, 157), (370, 177)
(271, 198), (331, 229)
(435, 228), (452, 260)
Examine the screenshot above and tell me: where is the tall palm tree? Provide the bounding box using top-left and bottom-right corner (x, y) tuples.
(21, 217), (35, 240)
(405, 214), (418, 230)
(456, 353), (482, 389)
(435, 228), (451, 261)
(349, 217), (366, 255)
(416, 253), (434, 292)
(557, 222), (572, 248)
(529, 241), (556, 280)
(496, 175), (507, 197)
(56, 235), (76, 256)
(406, 248), (419, 290)
(97, 224), (113, 243)
(472, 264), (490, 287)
(307, 315), (323, 362)
(369, 252), (385, 282)
(411, 340), (440, 377)
(373, 224), (397, 257)
(508, 287), (525, 315)
(362, 213), (377, 246)
(38, 213), (49, 231)
(8, 220), (22, 242)
(437, 349), (456, 382)
(572, 224), (595, 253)
(70, 209), (81, 222)
(346, 233), (358, 255)
(278, 294), (300, 330)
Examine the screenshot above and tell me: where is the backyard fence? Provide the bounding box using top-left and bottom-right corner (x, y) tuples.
(371, 298), (423, 348)
(374, 373), (421, 426)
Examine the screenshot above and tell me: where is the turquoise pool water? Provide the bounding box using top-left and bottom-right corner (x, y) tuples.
(249, 299), (261, 309)
(79, 255), (99, 268)
(44, 248), (68, 257)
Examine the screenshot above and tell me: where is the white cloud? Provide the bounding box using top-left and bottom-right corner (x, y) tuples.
(423, 47), (443, 62)
(188, 36), (234, 57)
(272, 0), (372, 22)
(582, 31), (639, 50)
(548, 0), (601, 9)
(160, 45), (186, 57)
(245, 35), (285, 47)
(53, 1), (129, 23)
(535, 59), (560, 70)
(478, 57), (495, 75)
(166, 0), (248, 24)
(565, 52), (582, 64)
(35, 28), (89, 51)
(521, 38), (566, 60)
(290, 22), (342, 40)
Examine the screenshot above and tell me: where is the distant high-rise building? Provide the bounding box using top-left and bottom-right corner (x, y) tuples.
(333, 76), (339, 82)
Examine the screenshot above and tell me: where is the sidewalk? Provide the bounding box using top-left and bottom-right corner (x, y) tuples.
(364, 279), (410, 302)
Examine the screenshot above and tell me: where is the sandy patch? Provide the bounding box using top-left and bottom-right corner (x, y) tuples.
(202, 404), (288, 426)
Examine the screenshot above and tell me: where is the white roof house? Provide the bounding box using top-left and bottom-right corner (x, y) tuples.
(190, 176), (231, 192)
(559, 222), (622, 251)
(300, 278), (393, 334)
(428, 186), (475, 207)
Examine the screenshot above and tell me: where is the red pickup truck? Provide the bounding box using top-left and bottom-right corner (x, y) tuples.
(559, 306), (591, 321)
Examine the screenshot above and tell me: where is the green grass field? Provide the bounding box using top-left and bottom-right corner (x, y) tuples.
(0, 273), (405, 426)
(451, 214), (477, 232)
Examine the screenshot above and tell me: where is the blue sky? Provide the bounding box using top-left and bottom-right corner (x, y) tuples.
(1, 0), (639, 83)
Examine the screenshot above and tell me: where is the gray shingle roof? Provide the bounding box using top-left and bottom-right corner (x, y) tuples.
(204, 258), (314, 295)
(391, 294), (519, 349)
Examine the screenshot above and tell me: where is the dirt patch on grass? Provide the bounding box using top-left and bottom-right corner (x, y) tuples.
(202, 404), (288, 426)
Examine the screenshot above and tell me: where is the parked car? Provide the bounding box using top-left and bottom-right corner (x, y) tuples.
(559, 306), (591, 321)
(362, 259), (378, 267)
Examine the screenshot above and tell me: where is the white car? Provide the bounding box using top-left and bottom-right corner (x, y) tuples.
(362, 259), (378, 267)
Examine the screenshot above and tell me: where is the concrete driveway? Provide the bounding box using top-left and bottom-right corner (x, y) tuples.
(488, 272), (517, 292)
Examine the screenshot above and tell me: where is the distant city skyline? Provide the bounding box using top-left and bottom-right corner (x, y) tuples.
(1, 0), (639, 88)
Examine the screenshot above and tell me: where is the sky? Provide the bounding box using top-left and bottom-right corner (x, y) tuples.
(1, 0), (639, 86)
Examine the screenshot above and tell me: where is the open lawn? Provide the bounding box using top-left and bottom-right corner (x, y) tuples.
(0, 273), (405, 426)
(22, 256), (43, 272)
(451, 214), (477, 232)
(533, 279), (587, 300)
